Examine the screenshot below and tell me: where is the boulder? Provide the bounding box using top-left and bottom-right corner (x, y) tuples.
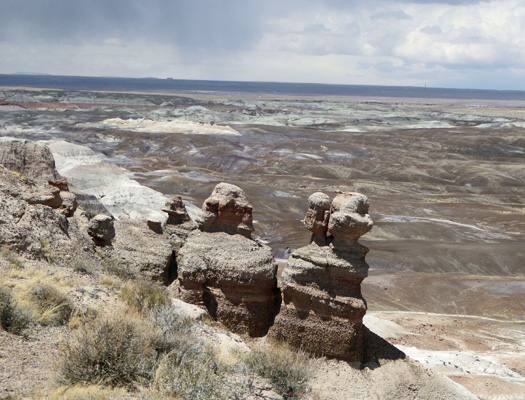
(87, 214), (115, 245)
(163, 196), (191, 225)
(0, 138), (62, 182)
(269, 191), (373, 361)
(195, 182), (254, 238)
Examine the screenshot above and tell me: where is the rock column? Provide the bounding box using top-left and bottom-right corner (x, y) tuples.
(172, 183), (280, 337)
(269, 191), (373, 361)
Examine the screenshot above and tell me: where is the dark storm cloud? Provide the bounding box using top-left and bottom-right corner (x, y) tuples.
(0, 0), (274, 52)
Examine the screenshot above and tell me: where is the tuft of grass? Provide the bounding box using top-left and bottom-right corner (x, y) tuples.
(1, 245), (24, 269)
(56, 316), (156, 388)
(39, 238), (55, 263)
(69, 306), (99, 330)
(153, 341), (232, 400)
(0, 285), (31, 334)
(98, 273), (123, 290)
(245, 343), (313, 400)
(104, 263), (137, 281)
(71, 258), (97, 275)
(120, 279), (171, 314)
(43, 385), (128, 400)
(29, 284), (74, 326)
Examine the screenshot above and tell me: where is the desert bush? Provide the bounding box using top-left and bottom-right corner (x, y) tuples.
(57, 316), (156, 388)
(246, 343), (313, 399)
(147, 305), (194, 358)
(104, 263), (137, 280)
(72, 258), (97, 275)
(29, 283), (74, 326)
(69, 306), (99, 330)
(154, 339), (233, 400)
(1, 245), (24, 269)
(120, 279), (171, 313)
(0, 286), (31, 334)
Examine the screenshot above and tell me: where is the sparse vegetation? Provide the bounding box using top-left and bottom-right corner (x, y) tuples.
(39, 238), (55, 263)
(71, 258), (97, 275)
(120, 279), (171, 313)
(245, 343), (313, 399)
(29, 283), (74, 326)
(1, 245), (24, 269)
(104, 263), (137, 280)
(0, 285), (31, 334)
(57, 316), (156, 388)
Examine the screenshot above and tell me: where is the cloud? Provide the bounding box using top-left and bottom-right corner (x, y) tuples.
(0, 0), (524, 89)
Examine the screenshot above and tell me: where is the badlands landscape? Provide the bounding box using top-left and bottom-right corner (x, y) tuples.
(0, 87), (524, 399)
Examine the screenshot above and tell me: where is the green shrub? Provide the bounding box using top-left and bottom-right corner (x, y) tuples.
(120, 279), (171, 313)
(57, 317), (156, 388)
(0, 286), (31, 334)
(29, 284), (74, 326)
(246, 343), (312, 399)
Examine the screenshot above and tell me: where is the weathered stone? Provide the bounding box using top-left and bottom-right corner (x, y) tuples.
(172, 230), (280, 337)
(195, 182), (254, 238)
(48, 178), (69, 191)
(147, 219), (163, 233)
(59, 191), (77, 217)
(329, 191), (373, 250)
(87, 214), (115, 245)
(0, 138), (61, 182)
(269, 191), (373, 361)
(163, 196), (190, 225)
(302, 192), (331, 245)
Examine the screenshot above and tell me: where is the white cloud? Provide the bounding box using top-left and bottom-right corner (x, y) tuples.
(1, 0), (525, 89)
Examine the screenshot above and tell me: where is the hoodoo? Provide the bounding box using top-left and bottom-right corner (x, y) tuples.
(171, 183), (280, 337)
(269, 191), (373, 361)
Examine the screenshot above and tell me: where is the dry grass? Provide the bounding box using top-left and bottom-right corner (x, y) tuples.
(56, 315), (156, 388)
(71, 258), (98, 275)
(29, 283), (74, 326)
(43, 385), (129, 400)
(245, 342), (313, 399)
(6, 267), (76, 326)
(1, 245), (24, 269)
(120, 279), (171, 313)
(0, 285), (31, 334)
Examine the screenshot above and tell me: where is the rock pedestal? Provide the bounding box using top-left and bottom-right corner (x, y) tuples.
(172, 183), (279, 337)
(269, 192), (373, 361)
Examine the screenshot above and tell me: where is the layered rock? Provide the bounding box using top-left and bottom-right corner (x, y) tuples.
(0, 138), (61, 182)
(269, 191), (373, 361)
(0, 138), (78, 217)
(172, 183), (280, 337)
(195, 182), (254, 237)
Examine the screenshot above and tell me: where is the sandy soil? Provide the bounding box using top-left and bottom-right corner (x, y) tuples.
(364, 311), (525, 400)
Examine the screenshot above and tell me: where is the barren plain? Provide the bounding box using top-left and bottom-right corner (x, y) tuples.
(0, 87), (524, 399)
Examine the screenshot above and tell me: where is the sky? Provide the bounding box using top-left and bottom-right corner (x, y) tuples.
(1, 0), (524, 90)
